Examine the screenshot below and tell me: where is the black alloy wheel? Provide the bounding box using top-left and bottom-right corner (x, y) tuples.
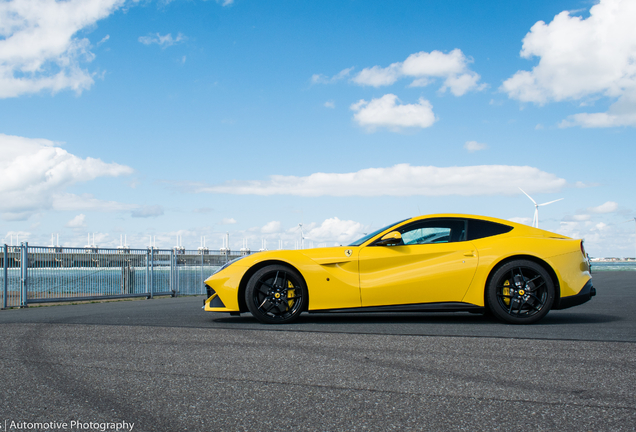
(487, 260), (555, 324)
(245, 265), (307, 324)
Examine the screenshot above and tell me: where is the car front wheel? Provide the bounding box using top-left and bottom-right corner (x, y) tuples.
(487, 260), (555, 324)
(245, 265), (307, 324)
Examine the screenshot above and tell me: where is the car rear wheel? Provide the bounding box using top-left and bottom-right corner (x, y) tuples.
(487, 260), (555, 324)
(246, 265), (307, 324)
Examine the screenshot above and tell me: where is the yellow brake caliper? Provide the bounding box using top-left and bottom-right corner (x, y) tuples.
(287, 280), (295, 308)
(502, 280), (511, 306)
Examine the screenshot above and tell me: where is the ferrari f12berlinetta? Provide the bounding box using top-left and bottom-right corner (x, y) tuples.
(203, 214), (595, 324)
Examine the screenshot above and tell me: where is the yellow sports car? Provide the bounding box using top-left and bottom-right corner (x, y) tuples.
(203, 214), (595, 324)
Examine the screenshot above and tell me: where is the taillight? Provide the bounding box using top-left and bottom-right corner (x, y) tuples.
(580, 240), (591, 270)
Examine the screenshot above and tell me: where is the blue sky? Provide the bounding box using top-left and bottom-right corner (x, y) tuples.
(0, 0), (634, 257)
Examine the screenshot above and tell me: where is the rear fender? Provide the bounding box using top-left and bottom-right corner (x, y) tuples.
(462, 253), (560, 307)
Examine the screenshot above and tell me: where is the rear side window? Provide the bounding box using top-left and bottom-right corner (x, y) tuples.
(467, 219), (513, 241)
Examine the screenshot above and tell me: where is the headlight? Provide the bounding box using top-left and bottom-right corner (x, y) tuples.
(212, 255), (245, 275)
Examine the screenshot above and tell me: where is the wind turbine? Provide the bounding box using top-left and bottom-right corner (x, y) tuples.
(518, 187), (563, 229)
(297, 223), (305, 250)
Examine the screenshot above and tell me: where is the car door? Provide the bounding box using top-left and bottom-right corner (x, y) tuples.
(302, 246), (362, 310)
(358, 218), (479, 307)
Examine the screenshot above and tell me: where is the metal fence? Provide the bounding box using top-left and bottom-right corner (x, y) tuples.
(1, 243), (252, 309)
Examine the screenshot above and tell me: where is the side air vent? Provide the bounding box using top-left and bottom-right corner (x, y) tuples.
(209, 295), (226, 308)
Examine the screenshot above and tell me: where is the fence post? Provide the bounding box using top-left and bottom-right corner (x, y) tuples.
(170, 249), (174, 297)
(150, 248), (154, 299)
(3, 244), (7, 309)
(176, 252), (179, 297)
(20, 242), (28, 308)
(145, 249), (150, 298)
(200, 252), (204, 295)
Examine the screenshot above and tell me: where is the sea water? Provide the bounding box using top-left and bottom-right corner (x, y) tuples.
(591, 261), (636, 271)
(0, 265), (221, 298)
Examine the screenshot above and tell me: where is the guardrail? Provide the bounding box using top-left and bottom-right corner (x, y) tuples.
(1, 243), (252, 309)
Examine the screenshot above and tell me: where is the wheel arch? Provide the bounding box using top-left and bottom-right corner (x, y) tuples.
(237, 260), (309, 313)
(483, 254), (560, 312)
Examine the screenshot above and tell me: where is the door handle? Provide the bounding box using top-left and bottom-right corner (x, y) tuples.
(463, 251), (476, 257)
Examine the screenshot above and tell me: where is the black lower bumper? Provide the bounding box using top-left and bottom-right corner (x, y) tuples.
(553, 279), (596, 310)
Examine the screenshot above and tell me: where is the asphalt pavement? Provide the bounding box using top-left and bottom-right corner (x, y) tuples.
(0, 271), (634, 431)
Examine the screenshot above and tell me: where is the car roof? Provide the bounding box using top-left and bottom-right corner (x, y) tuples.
(359, 213), (567, 246)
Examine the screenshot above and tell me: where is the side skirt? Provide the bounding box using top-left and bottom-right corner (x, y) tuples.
(309, 302), (485, 314)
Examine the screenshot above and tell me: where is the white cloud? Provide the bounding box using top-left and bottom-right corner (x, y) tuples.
(594, 222), (608, 231)
(187, 217), (369, 251)
(138, 33), (186, 48)
(0, 0), (125, 98)
(558, 221), (581, 239)
(464, 140), (487, 152)
(573, 214), (591, 221)
(305, 217), (364, 244)
(0, 133), (134, 220)
(66, 214), (87, 228)
(131, 205), (164, 218)
(311, 74), (327, 84)
(193, 207), (213, 214)
(562, 214), (591, 222)
(575, 181), (599, 188)
(155, 1), (233, 10)
(311, 67), (354, 85)
(52, 193), (166, 218)
(501, 0), (636, 127)
(324, 100), (335, 109)
(350, 94), (436, 130)
(352, 63), (401, 87)
(352, 49), (484, 96)
(52, 193), (135, 213)
(402, 50), (466, 77)
(508, 217), (532, 226)
(556, 217), (636, 257)
(588, 201), (619, 213)
(193, 163), (567, 197)
(97, 35), (110, 46)
(440, 71), (483, 96)
(560, 108), (636, 128)
(261, 221), (281, 234)
(220, 218), (237, 225)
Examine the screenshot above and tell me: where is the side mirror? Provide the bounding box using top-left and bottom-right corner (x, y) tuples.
(376, 231), (402, 246)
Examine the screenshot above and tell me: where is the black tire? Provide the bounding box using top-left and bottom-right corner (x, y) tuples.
(486, 260), (555, 324)
(245, 265), (307, 324)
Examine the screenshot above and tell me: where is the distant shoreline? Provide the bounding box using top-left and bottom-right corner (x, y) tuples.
(590, 258), (635, 262)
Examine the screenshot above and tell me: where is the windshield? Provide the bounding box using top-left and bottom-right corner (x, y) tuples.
(348, 219), (409, 247)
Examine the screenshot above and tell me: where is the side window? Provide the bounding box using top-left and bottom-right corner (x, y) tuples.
(466, 219), (513, 240)
(402, 226), (451, 245)
(397, 219), (466, 245)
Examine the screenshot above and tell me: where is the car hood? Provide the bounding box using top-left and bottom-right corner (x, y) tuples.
(299, 246), (358, 265)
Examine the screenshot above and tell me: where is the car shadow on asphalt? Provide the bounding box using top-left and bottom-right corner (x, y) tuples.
(212, 311), (620, 326)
